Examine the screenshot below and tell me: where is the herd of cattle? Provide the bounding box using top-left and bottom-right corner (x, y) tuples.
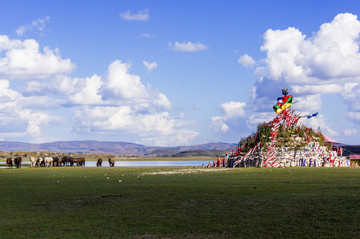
(5, 156), (116, 168)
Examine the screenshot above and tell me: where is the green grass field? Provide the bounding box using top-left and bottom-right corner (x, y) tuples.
(1, 167), (360, 238)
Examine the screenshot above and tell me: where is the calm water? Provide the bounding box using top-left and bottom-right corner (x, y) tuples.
(86, 160), (210, 167)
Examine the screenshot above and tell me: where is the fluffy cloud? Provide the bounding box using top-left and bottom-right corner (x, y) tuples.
(24, 75), (77, 96)
(100, 60), (171, 110)
(220, 102), (246, 119)
(143, 60), (158, 71)
(211, 117), (229, 132)
(69, 75), (103, 105)
(104, 60), (148, 100)
(68, 60), (196, 146)
(238, 54), (256, 68)
(259, 13), (360, 87)
(120, 9), (149, 21)
(292, 94), (322, 113)
(211, 101), (246, 132)
(169, 41), (208, 52)
(15, 16), (50, 36)
(0, 35), (75, 79)
(0, 79), (61, 142)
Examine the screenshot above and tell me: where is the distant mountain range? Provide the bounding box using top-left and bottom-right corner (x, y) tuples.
(0, 140), (237, 157)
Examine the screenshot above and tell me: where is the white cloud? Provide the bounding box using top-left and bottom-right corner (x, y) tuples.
(291, 84), (341, 95)
(344, 128), (357, 136)
(259, 13), (360, 86)
(73, 106), (197, 146)
(66, 60), (196, 146)
(69, 75), (103, 105)
(120, 9), (149, 21)
(169, 41), (208, 52)
(211, 101), (246, 132)
(24, 111), (61, 142)
(238, 54), (256, 68)
(25, 75), (76, 96)
(104, 60), (148, 100)
(292, 94), (322, 113)
(220, 101), (246, 119)
(0, 79), (62, 142)
(0, 35), (75, 80)
(211, 117), (229, 132)
(100, 60), (171, 109)
(143, 60), (158, 71)
(15, 16), (50, 36)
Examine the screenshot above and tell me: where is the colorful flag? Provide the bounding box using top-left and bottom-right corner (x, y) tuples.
(307, 112), (318, 119)
(273, 95), (293, 114)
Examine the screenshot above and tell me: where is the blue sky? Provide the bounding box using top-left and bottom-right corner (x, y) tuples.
(0, 0), (360, 146)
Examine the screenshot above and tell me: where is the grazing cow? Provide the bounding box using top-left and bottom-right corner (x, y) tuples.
(30, 156), (37, 167)
(6, 158), (13, 168)
(108, 158), (115, 167)
(44, 157), (53, 167)
(14, 157), (22, 168)
(97, 158), (102, 167)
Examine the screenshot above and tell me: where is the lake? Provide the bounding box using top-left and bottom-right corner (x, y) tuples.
(86, 160), (210, 167)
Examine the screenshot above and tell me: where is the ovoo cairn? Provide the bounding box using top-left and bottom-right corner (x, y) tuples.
(220, 89), (350, 168)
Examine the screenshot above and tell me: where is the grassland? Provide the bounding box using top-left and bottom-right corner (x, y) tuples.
(1, 167), (360, 238)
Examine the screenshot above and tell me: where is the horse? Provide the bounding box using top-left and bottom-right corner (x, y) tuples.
(44, 157), (53, 167)
(53, 157), (59, 166)
(38, 157), (45, 167)
(96, 158), (102, 167)
(108, 158), (115, 167)
(61, 156), (69, 166)
(58, 158), (62, 166)
(6, 158), (13, 168)
(68, 157), (75, 166)
(30, 156), (37, 167)
(79, 157), (86, 167)
(14, 157), (22, 168)
(61, 156), (74, 166)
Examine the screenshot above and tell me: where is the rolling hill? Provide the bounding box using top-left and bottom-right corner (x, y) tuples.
(0, 140), (237, 157)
